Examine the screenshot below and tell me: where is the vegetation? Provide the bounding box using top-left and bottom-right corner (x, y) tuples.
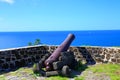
(46, 76), (68, 80)
(75, 60), (87, 71)
(32, 63), (41, 76)
(74, 63), (120, 80)
(34, 39), (41, 45)
(46, 63), (120, 80)
(74, 76), (85, 80)
(0, 63), (120, 80)
(0, 67), (37, 80)
(0, 75), (5, 80)
(86, 64), (120, 80)
(28, 39), (41, 46)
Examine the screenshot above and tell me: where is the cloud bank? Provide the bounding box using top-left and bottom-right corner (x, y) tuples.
(0, 0), (15, 4)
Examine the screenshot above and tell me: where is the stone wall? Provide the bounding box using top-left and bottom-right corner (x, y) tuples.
(68, 46), (120, 64)
(0, 45), (120, 71)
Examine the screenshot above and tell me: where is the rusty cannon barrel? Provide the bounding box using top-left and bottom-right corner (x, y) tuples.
(44, 33), (75, 71)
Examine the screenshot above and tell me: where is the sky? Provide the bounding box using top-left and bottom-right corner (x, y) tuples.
(0, 0), (120, 31)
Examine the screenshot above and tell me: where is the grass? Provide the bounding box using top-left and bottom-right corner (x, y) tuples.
(46, 76), (69, 80)
(0, 63), (120, 80)
(86, 64), (120, 80)
(0, 75), (6, 80)
(39, 63), (120, 80)
(74, 76), (85, 80)
(0, 67), (37, 80)
(70, 63), (120, 80)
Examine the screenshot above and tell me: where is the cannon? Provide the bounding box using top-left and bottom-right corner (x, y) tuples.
(44, 33), (75, 71)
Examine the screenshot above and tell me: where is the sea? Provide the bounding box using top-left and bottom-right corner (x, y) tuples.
(0, 30), (120, 49)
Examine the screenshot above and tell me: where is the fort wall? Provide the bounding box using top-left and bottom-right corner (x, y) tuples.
(0, 45), (120, 71)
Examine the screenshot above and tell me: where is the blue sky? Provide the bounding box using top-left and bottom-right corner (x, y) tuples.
(0, 0), (120, 31)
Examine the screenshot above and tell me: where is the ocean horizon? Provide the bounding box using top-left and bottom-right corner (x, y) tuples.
(0, 30), (120, 49)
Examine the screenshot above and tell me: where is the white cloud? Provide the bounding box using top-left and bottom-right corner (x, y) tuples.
(0, 0), (15, 4)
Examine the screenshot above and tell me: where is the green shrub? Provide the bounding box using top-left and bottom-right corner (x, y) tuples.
(28, 38), (41, 46)
(32, 63), (41, 76)
(75, 61), (87, 71)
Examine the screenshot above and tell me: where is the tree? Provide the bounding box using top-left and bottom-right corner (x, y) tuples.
(34, 39), (41, 45)
(28, 38), (41, 46)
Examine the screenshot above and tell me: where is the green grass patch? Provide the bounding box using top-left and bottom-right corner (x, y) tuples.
(74, 76), (85, 80)
(87, 64), (120, 73)
(0, 75), (6, 80)
(46, 76), (69, 80)
(0, 64), (120, 80)
(0, 67), (37, 80)
(86, 64), (120, 80)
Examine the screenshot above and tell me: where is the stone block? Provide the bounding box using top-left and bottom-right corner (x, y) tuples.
(6, 58), (11, 62)
(118, 49), (120, 53)
(2, 63), (9, 69)
(0, 59), (4, 64)
(114, 53), (120, 58)
(108, 49), (114, 54)
(95, 57), (103, 63)
(20, 59), (26, 66)
(101, 55), (105, 59)
(9, 62), (15, 69)
(19, 50), (25, 55)
(117, 59), (120, 63)
(106, 54), (110, 60)
(31, 56), (36, 62)
(111, 58), (116, 63)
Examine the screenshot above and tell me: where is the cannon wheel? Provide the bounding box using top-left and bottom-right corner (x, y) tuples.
(62, 65), (70, 77)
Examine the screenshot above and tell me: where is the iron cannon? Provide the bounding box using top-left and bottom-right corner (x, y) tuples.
(44, 33), (75, 71)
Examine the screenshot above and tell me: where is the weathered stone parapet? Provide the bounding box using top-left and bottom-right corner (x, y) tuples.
(0, 45), (120, 71)
(0, 46), (50, 71)
(67, 46), (120, 64)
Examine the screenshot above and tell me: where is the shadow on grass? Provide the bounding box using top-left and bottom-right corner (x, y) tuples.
(69, 47), (96, 78)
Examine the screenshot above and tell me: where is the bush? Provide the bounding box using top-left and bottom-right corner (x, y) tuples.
(28, 39), (41, 46)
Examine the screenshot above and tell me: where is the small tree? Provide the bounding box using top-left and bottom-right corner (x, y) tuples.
(28, 39), (41, 46)
(34, 39), (41, 45)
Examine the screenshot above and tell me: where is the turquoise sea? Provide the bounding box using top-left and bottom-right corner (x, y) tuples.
(0, 30), (120, 49)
